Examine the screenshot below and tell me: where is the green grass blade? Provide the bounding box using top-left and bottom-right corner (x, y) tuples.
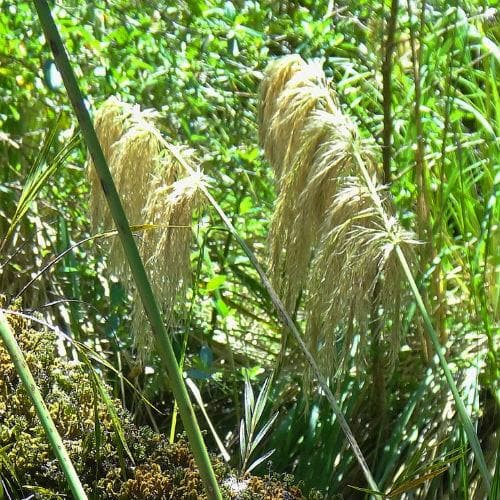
(1, 124), (79, 251)
(395, 246), (492, 490)
(248, 412), (278, 458)
(185, 378), (231, 462)
(0, 312), (87, 499)
(246, 447), (275, 475)
(80, 352), (135, 465)
(490, 448), (499, 500)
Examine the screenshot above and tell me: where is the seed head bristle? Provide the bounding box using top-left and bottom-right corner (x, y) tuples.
(260, 56), (330, 184)
(259, 55), (306, 155)
(305, 179), (404, 374)
(268, 110), (363, 311)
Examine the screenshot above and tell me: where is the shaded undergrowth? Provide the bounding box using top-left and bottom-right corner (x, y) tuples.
(0, 307), (320, 499)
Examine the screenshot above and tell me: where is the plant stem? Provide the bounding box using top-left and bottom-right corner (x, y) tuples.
(0, 312), (87, 500)
(32, 2), (221, 498)
(407, 0), (433, 358)
(353, 150), (492, 490)
(381, 0), (398, 185)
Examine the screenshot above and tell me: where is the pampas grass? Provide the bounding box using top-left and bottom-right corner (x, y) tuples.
(259, 56), (331, 185)
(133, 167), (204, 352)
(307, 178), (417, 375)
(259, 56), (415, 378)
(267, 109), (363, 314)
(88, 98), (164, 238)
(88, 97), (204, 354)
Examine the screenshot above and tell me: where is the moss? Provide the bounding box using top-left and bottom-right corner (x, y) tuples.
(0, 311), (322, 499)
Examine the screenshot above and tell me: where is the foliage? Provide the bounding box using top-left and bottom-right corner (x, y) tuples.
(0, 0), (498, 498)
(239, 377), (277, 475)
(0, 308), (314, 499)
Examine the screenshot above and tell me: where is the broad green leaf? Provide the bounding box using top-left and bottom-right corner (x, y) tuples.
(206, 274), (227, 291)
(239, 196), (253, 215)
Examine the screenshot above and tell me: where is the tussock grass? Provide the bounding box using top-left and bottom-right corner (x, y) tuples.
(259, 56), (416, 377)
(88, 98), (204, 353)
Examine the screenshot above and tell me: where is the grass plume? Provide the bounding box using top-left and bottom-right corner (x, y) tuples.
(259, 56), (331, 185)
(88, 97), (204, 355)
(133, 166), (204, 352)
(259, 56), (416, 377)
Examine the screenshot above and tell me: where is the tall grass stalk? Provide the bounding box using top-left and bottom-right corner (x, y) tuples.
(381, 0), (398, 185)
(164, 142), (379, 490)
(373, 0), (399, 438)
(0, 311), (87, 500)
(352, 149), (492, 490)
(32, 2), (222, 498)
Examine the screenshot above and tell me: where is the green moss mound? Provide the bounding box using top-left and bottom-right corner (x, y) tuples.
(0, 312), (320, 499)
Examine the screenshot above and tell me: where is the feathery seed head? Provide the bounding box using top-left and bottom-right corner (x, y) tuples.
(258, 56), (416, 379)
(87, 98), (203, 359)
(259, 56), (331, 184)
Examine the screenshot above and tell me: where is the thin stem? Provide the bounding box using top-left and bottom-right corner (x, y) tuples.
(32, 2), (221, 498)
(374, 0), (397, 432)
(407, 0), (434, 359)
(0, 312), (87, 499)
(352, 150), (492, 490)
(381, 0), (398, 185)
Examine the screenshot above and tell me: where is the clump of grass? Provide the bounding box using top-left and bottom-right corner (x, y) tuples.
(259, 56), (416, 377)
(88, 97), (204, 354)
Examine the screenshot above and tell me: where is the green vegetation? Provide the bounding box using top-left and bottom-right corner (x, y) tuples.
(0, 0), (498, 498)
(0, 305), (315, 498)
